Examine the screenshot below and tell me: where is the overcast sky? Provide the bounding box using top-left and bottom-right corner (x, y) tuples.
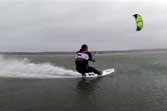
(0, 0), (167, 52)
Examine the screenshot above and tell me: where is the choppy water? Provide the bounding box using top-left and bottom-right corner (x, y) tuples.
(1, 51), (167, 111)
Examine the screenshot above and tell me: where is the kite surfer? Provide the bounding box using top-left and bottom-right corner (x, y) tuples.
(75, 44), (102, 77)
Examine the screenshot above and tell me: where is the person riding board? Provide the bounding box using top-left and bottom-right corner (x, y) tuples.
(75, 44), (102, 77)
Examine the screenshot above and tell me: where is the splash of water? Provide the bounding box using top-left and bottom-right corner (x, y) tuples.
(0, 55), (81, 79)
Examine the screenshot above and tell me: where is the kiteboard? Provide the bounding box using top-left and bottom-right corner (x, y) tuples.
(85, 68), (115, 78)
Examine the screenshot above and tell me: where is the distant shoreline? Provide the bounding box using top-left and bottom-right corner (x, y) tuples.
(0, 48), (167, 55)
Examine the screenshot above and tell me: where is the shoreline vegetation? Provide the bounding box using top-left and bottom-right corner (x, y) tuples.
(1, 48), (167, 55)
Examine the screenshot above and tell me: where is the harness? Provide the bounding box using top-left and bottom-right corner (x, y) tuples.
(75, 52), (89, 60)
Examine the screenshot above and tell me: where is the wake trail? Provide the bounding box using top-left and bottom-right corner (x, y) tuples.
(0, 55), (81, 79)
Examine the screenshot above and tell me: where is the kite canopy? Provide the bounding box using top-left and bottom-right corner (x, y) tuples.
(133, 14), (143, 31)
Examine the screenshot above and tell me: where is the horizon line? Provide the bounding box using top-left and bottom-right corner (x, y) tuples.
(0, 48), (167, 54)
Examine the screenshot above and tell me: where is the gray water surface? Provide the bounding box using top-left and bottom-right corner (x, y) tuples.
(1, 51), (167, 111)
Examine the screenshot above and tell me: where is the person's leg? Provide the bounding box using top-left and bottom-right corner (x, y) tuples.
(76, 68), (86, 76)
(86, 66), (102, 75)
(75, 61), (86, 77)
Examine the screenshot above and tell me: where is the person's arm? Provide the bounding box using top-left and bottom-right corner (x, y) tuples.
(87, 52), (95, 62)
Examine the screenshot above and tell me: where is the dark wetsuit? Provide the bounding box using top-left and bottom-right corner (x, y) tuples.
(75, 51), (101, 76)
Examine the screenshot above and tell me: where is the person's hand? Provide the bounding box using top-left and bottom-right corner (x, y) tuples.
(92, 59), (95, 62)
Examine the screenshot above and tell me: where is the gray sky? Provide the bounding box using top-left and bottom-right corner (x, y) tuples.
(0, 0), (167, 51)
